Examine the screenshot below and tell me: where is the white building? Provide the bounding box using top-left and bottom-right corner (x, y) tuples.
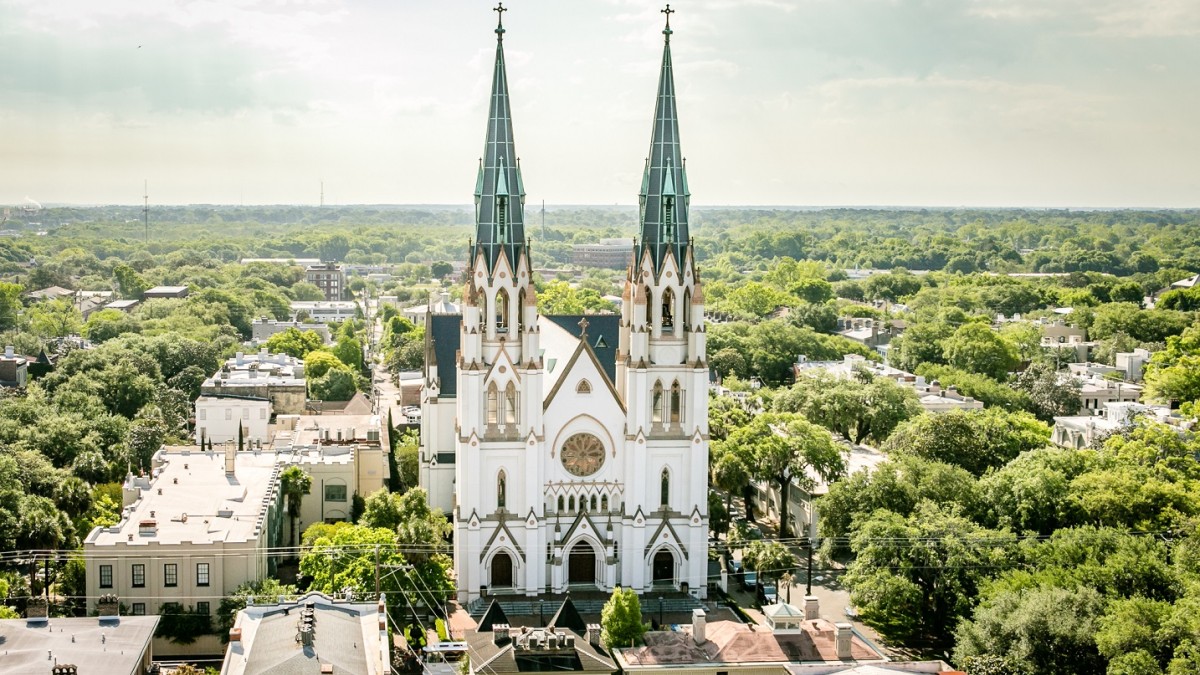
(200, 348), (307, 415)
(271, 413), (390, 529)
(795, 354), (983, 413)
(401, 291), (460, 324)
(83, 446), (284, 656)
(291, 300), (357, 322)
(1052, 401), (1176, 449)
(420, 17), (709, 603)
(222, 592), (388, 675)
(195, 396), (271, 445)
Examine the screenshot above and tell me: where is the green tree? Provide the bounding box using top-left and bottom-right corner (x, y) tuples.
(847, 502), (1015, 648)
(304, 349), (350, 379)
(359, 487), (404, 530)
(889, 321), (955, 372)
(113, 263), (149, 299)
(954, 585), (1106, 675)
(333, 335), (363, 371)
(742, 539), (797, 583)
(883, 408), (1051, 477)
(280, 466), (313, 549)
(601, 586), (648, 647)
(729, 413), (844, 537)
(30, 298), (83, 338)
(265, 327), (325, 359)
(943, 323), (1020, 380)
(216, 578), (297, 639)
(1012, 361), (1083, 422)
(310, 368), (357, 401)
(430, 261), (454, 278)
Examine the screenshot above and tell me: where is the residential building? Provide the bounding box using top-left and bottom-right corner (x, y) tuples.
(25, 285), (74, 302)
(271, 413), (390, 529)
(1115, 348), (1153, 382)
(306, 262), (346, 301)
(572, 238), (635, 269)
(1040, 320), (1090, 362)
(200, 348), (307, 415)
(0, 598), (159, 675)
(222, 592), (389, 675)
(83, 445), (284, 656)
(1077, 375), (1142, 412)
(615, 608), (892, 674)
(421, 13), (710, 603)
(836, 317), (903, 350)
(466, 598), (617, 675)
(105, 299), (141, 312)
(250, 316), (331, 343)
(143, 285), (190, 299)
(754, 443), (888, 539)
(291, 300), (357, 322)
(195, 396), (272, 445)
(0, 345), (28, 387)
(401, 291), (460, 324)
(1052, 401), (1178, 449)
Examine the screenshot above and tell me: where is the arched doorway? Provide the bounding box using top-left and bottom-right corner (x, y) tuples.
(491, 551), (514, 588)
(567, 542), (597, 586)
(652, 550), (676, 586)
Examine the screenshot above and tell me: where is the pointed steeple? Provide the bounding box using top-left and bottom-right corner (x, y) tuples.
(474, 3), (526, 275)
(638, 4), (690, 275)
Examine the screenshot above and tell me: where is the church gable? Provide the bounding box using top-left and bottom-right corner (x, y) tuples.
(543, 326), (624, 415)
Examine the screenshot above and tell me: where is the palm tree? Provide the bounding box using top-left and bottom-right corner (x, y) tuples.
(279, 466), (312, 550)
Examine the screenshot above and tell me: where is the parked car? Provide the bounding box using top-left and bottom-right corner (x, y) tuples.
(741, 570), (758, 592)
(758, 582), (778, 605)
(725, 557), (743, 577)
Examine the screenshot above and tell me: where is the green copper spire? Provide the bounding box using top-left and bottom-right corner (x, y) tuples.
(474, 3), (526, 273)
(638, 4), (690, 274)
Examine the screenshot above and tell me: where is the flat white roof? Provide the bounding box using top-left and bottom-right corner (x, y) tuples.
(86, 448), (279, 547)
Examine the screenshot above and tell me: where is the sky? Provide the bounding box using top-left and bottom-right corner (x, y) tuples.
(1, 0), (1198, 208)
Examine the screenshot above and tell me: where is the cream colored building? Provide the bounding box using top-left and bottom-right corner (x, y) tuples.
(194, 396), (272, 445)
(200, 349), (307, 415)
(83, 445), (285, 656)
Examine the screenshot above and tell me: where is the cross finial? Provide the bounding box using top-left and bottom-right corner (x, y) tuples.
(578, 317), (590, 337)
(662, 4), (674, 38)
(494, 3), (507, 35)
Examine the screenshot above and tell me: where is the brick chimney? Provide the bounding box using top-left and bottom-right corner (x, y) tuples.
(585, 624), (602, 647)
(26, 596), (48, 619)
(97, 594), (120, 618)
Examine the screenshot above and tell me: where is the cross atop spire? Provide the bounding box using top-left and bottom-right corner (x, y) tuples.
(494, 3), (506, 36)
(662, 4), (674, 39)
(578, 317), (590, 338)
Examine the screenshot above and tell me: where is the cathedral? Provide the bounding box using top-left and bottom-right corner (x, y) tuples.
(419, 6), (710, 603)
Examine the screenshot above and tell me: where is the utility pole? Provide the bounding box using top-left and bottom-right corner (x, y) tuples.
(375, 544), (381, 598)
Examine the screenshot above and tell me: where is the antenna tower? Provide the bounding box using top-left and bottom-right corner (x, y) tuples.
(142, 180), (149, 241)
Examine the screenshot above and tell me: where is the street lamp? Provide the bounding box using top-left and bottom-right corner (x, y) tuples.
(805, 536), (814, 597)
(539, 599), (545, 627)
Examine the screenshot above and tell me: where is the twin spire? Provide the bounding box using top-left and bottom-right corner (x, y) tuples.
(474, 3), (526, 275)
(474, 5), (689, 275)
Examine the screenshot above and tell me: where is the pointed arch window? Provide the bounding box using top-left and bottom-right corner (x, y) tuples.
(660, 468), (670, 507)
(557, 495), (565, 513)
(601, 494), (609, 511)
(486, 383), (499, 426)
(590, 494), (598, 511)
(683, 289), (691, 328)
(651, 381), (664, 425)
(496, 289), (510, 333)
(497, 470), (507, 510)
(517, 289), (526, 334)
(569, 495), (576, 513)
(504, 382), (519, 425)
(643, 286), (653, 324)
(670, 381), (682, 424)
(662, 287), (675, 328)
(576, 380), (592, 394)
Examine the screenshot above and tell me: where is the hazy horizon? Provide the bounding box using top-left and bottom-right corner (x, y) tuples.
(3, 1), (1198, 208)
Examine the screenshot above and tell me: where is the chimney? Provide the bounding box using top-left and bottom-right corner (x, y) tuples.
(226, 441), (236, 475)
(229, 627), (242, 643)
(26, 596), (48, 620)
(493, 624), (510, 645)
(691, 609), (706, 645)
(235, 351), (245, 366)
(4, 345), (12, 358)
(585, 624), (602, 647)
(300, 625), (314, 647)
(804, 595), (819, 620)
(835, 623), (853, 659)
(97, 594), (119, 618)
(52, 666), (78, 675)
(260, 347), (268, 360)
